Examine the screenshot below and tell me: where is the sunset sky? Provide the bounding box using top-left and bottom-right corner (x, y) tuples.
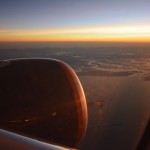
(0, 0), (150, 42)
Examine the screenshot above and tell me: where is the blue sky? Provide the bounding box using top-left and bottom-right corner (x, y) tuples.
(0, 0), (150, 29)
(0, 0), (150, 42)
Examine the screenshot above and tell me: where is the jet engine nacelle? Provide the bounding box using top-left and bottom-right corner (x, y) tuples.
(0, 58), (88, 149)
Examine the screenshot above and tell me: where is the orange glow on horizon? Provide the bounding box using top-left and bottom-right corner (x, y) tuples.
(0, 25), (150, 42)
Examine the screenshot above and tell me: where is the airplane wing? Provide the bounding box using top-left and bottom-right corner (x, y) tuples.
(0, 129), (70, 150)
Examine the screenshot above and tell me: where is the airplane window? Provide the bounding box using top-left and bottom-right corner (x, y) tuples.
(0, 0), (150, 149)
